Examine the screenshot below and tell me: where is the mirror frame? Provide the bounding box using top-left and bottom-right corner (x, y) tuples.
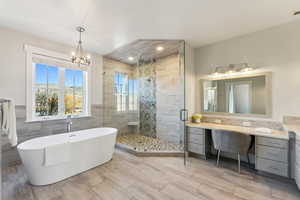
(200, 72), (272, 118)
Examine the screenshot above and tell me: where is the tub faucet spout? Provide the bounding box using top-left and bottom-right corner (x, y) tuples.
(66, 115), (73, 133)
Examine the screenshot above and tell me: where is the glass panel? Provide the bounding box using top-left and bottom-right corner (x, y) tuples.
(64, 69), (84, 114)
(35, 88), (48, 116)
(64, 88), (74, 114)
(102, 40), (185, 156)
(35, 64), (47, 86)
(34, 64), (59, 117)
(114, 72), (128, 112)
(47, 66), (59, 85)
(129, 79), (138, 111)
(74, 70), (84, 114)
(65, 69), (74, 114)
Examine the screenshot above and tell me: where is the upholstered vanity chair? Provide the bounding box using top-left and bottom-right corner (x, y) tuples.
(212, 129), (252, 173)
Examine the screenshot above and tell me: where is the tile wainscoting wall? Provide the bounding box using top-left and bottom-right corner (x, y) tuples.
(1, 104), (103, 168)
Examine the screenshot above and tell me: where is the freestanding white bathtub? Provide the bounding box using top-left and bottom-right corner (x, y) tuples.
(17, 128), (117, 186)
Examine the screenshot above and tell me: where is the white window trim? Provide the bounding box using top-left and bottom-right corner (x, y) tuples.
(24, 45), (92, 122)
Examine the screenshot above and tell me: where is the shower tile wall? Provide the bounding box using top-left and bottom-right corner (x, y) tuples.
(103, 58), (138, 135)
(2, 105), (103, 167)
(156, 54), (184, 144)
(103, 54), (184, 145)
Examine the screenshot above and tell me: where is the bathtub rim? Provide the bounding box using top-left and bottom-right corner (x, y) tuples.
(17, 127), (118, 151)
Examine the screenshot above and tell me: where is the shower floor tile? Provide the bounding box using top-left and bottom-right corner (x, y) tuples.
(116, 134), (184, 153)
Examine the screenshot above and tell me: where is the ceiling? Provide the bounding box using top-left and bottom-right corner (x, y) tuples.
(1, 0), (300, 55)
(105, 40), (183, 65)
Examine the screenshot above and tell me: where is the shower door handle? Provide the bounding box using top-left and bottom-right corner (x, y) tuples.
(180, 109), (188, 122)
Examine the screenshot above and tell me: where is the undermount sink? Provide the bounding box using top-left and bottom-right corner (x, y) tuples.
(128, 121), (139, 126)
(255, 127), (272, 134)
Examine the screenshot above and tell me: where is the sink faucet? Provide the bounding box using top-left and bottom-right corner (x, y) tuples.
(66, 115), (73, 133)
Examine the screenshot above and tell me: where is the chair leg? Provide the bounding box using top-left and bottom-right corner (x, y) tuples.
(217, 150), (221, 167)
(238, 153), (241, 173)
(247, 153), (251, 169)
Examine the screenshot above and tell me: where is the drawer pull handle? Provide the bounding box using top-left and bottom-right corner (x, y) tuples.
(269, 142), (281, 146)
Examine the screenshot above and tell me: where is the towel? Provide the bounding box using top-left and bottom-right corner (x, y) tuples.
(44, 142), (71, 166)
(1, 100), (18, 146)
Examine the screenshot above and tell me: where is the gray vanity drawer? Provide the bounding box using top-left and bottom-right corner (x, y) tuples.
(256, 137), (288, 149)
(296, 139), (300, 166)
(295, 163), (300, 189)
(256, 158), (288, 177)
(188, 127), (204, 135)
(188, 133), (204, 145)
(256, 145), (288, 163)
(188, 143), (205, 155)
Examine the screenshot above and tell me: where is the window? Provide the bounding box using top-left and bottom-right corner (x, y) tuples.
(25, 45), (90, 122)
(33, 64), (88, 120)
(114, 72), (128, 112)
(114, 72), (138, 112)
(128, 79), (138, 111)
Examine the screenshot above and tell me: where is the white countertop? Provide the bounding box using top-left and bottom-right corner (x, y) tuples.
(283, 124), (300, 135)
(186, 122), (289, 140)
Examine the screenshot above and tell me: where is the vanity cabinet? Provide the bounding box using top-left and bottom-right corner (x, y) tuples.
(295, 133), (300, 189)
(289, 131), (300, 189)
(255, 136), (289, 177)
(187, 127), (207, 158)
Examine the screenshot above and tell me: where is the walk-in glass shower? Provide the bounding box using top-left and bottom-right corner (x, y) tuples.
(103, 40), (186, 154)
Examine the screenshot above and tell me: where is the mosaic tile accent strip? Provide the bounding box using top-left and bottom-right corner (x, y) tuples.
(139, 59), (157, 137)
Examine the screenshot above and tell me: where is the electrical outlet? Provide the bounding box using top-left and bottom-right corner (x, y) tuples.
(214, 119), (222, 124)
(242, 121), (252, 127)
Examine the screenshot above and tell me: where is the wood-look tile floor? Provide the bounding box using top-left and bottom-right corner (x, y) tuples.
(2, 149), (300, 200)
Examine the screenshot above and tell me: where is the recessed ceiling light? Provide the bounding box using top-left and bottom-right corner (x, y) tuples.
(128, 56), (134, 61)
(156, 46), (164, 51)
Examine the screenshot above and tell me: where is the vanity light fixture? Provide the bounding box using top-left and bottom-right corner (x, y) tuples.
(240, 63), (253, 72)
(128, 56), (134, 61)
(294, 11), (300, 15)
(211, 63), (255, 77)
(71, 26), (91, 66)
(156, 46), (164, 51)
(227, 64), (236, 73)
(212, 66), (223, 76)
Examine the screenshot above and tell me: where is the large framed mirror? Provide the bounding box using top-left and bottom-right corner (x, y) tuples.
(200, 72), (272, 118)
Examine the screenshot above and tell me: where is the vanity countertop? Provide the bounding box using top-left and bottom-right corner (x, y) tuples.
(186, 122), (289, 140)
(283, 124), (300, 135)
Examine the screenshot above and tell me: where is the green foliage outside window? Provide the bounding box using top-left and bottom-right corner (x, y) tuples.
(35, 89), (58, 116)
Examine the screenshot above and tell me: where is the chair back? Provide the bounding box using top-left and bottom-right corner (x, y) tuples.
(212, 129), (251, 154)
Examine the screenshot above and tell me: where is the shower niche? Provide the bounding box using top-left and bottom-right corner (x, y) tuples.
(103, 40), (185, 155)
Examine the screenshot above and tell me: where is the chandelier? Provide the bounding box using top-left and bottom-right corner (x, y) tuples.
(71, 26), (91, 66)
